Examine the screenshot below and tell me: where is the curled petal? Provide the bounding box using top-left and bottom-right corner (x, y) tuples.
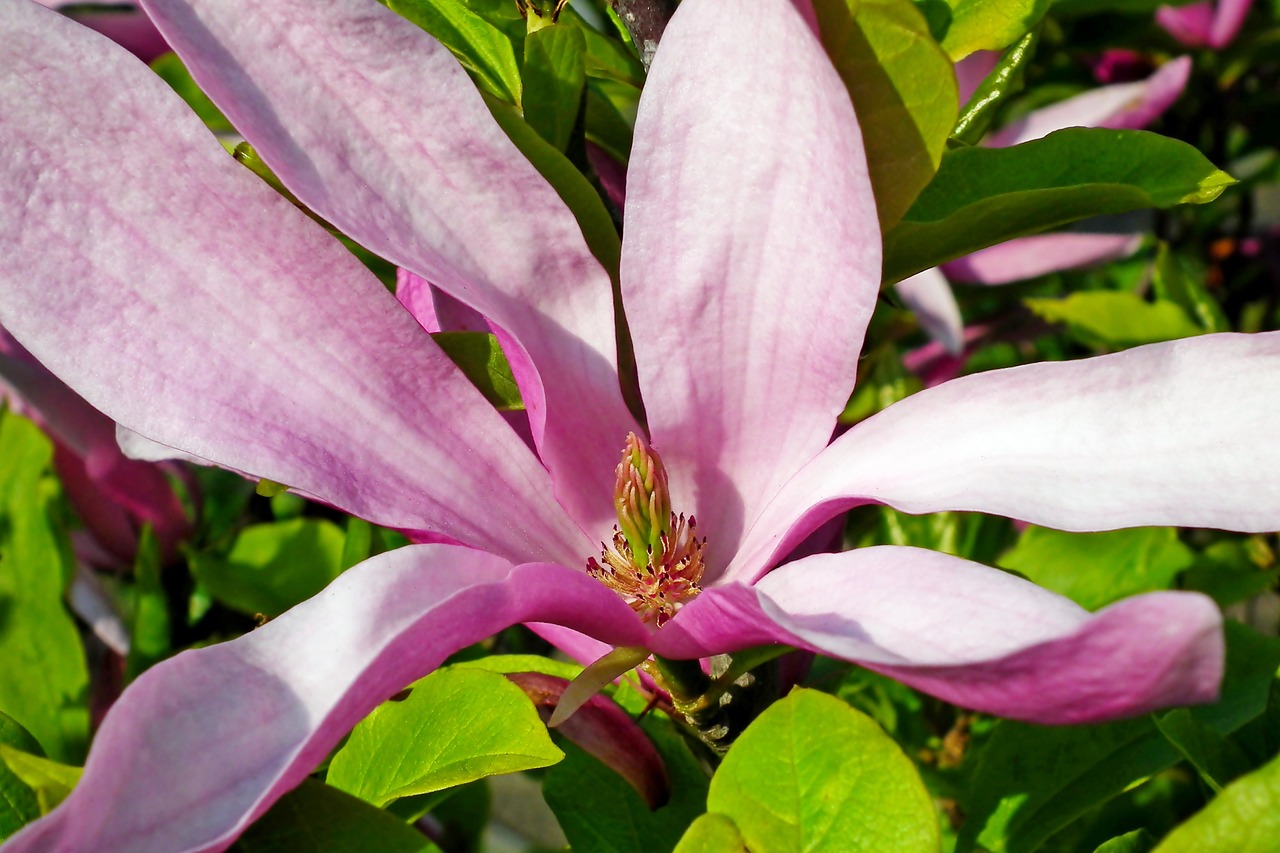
(0, 1), (584, 564)
(727, 333), (1280, 582)
(4, 547), (648, 853)
(506, 671), (670, 810)
(659, 547), (1222, 724)
(622, 0), (880, 572)
(895, 268), (964, 355)
(140, 0), (639, 539)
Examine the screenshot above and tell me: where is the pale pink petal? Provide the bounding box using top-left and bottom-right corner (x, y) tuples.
(140, 0), (639, 539)
(656, 547), (1222, 724)
(621, 0), (880, 570)
(895, 268), (965, 354)
(0, 1), (584, 564)
(941, 232), (1144, 284)
(728, 333), (1280, 582)
(4, 546), (648, 853)
(985, 57), (1191, 148)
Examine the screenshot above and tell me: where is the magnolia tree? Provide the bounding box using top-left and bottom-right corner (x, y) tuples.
(1, 0), (1279, 850)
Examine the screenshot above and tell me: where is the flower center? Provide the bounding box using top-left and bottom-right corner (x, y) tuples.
(586, 433), (706, 626)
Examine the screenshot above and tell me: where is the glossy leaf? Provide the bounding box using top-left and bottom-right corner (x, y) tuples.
(524, 24), (587, 153)
(190, 518), (347, 618)
(326, 667), (562, 808)
(231, 778), (441, 853)
(882, 128), (1234, 284)
(1152, 749), (1280, 852)
(1152, 708), (1251, 792)
(951, 28), (1038, 144)
(998, 526), (1195, 611)
(1025, 292), (1203, 348)
(815, 0), (958, 228)
(917, 0), (1052, 59)
(0, 714), (41, 842)
(388, 0), (522, 105)
(958, 623), (1280, 853)
(0, 412), (88, 763)
(706, 689), (939, 852)
(674, 813), (748, 853)
(430, 332), (524, 411)
(1095, 830), (1156, 853)
(544, 710), (709, 853)
(0, 745), (81, 816)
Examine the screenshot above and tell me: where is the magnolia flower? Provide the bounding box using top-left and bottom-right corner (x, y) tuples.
(1158, 0), (1253, 48)
(2, 0), (1278, 850)
(899, 56), (1192, 353)
(35, 0), (167, 61)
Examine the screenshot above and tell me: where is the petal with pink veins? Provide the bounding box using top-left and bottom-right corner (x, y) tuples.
(139, 0), (639, 540)
(3, 546), (649, 853)
(621, 0), (881, 569)
(727, 333), (1280, 582)
(657, 547), (1222, 724)
(0, 0), (584, 565)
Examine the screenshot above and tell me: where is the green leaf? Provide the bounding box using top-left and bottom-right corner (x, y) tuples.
(1152, 749), (1280, 853)
(1152, 242), (1229, 333)
(0, 744), (81, 815)
(674, 813), (748, 853)
(327, 668), (562, 807)
(430, 332), (523, 411)
(0, 714), (41, 841)
(951, 27), (1039, 145)
(523, 24), (587, 152)
(883, 128), (1235, 284)
(190, 518), (347, 618)
(915, 0), (1052, 59)
(126, 526), (170, 682)
(1182, 539), (1280, 608)
(0, 412), (89, 764)
(389, 0), (522, 105)
(1094, 829), (1156, 853)
(815, 0), (958, 228)
(958, 622), (1280, 853)
(997, 526), (1195, 611)
(230, 778), (441, 853)
(1025, 292), (1203, 348)
(706, 689), (939, 853)
(544, 710), (709, 853)
(1152, 708), (1251, 793)
(340, 517), (373, 570)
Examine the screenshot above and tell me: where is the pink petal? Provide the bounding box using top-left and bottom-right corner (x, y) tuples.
(0, 329), (190, 563)
(985, 57), (1191, 148)
(895, 268), (965, 355)
(394, 269), (488, 335)
(621, 0), (881, 571)
(955, 50), (1000, 105)
(941, 232), (1144, 284)
(1207, 0), (1253, 47)
(0, 1), (585, 564)
(1157, 1), (1215, 46)
(727, 333), (1280, 582)
(4, 546), (649, 853)
(140, 0), (639, 539)
(657, 547), (1222, 724)
(35, 0), (169, 62)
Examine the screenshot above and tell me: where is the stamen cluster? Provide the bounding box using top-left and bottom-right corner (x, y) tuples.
(587, 433), (706, 626)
